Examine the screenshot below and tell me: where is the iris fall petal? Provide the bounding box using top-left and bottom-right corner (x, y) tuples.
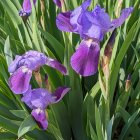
(46, 58), (67, 75)
(31, 109), (48, 130)
(52, 87), (71, 103)
(9, 66), (32, 94)
(71, 40), (100, 76)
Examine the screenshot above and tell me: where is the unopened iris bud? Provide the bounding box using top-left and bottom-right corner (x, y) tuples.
(45, 74), (48, 85)
(19, 0), (36, 22)
(19, 11), (30, 22)
(125, 74), (131, 92)
(102, 30), (116, 79)
(45, 74), (51, 91)
(40, 0), (46, 30)
(104, 29), (116, 60)
(33, 68), (42, 87)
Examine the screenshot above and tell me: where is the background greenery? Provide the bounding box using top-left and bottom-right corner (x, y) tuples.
(0, 0), (140, 139)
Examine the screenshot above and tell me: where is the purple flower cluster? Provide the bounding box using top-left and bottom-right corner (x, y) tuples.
(8, 51), (70, 129)
(56, 0), (133, 76)
(12, 0), (133, 130)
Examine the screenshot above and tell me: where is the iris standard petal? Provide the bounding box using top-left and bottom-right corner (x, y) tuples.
(71, 40), (100, 76)
(8, 55), (22, 73)
(70, 0), (91, 33)
(56, 12), (76, 32)
(53, 0), (62, 7)
(78, 12), (104, 40)
(31, 109), (48, 130)
(19, 50), (47, 70)
(51, 87), (70, 103)
(81, 0), (91, 10)
(70, 7), (82, 33)
(111, 7), (133, 28)
(91, 5), (111, 29)
(9, 66), (32, 94)
(78, 5), (111, 40)
(46, 58), (67, 75)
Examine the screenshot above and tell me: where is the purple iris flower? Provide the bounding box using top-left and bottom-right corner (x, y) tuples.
(8, 50), (67, 94)
(22, 87), (70, 129)
(56, 0), (133, 76)
(19, 0), (36, 17)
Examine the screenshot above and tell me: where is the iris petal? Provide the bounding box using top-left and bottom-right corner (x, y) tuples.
(22, 0), (31, 13)
(78, 5), (111, 40)
(22, 87), (70, 109)
(8, 51), (68, 94)
(79, 13), (104, 40)
(91, 5), (111, 29)
(71, 40), (100, 76)
(22, 88), (53, 109)
(51, 87), (71, 103)
(70, 0), (91, 33)
(9, 51), (47, 72)
(111, 7), (133, 28)
(81, 0), (91, 10)
(20, 51), (47, 70)
(46, 57), (67, 75)
(31, 109), (48, 130)
(9, 66), (32, 94)
(8, 55), (22, 73)
(56, 12), (75, 32)
(56, 0), (91, 34)
(22, 86), (70, 130)
(56, 1), (133, 42)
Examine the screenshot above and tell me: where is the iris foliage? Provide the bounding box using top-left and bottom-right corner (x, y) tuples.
(0, 0), (140, 140)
